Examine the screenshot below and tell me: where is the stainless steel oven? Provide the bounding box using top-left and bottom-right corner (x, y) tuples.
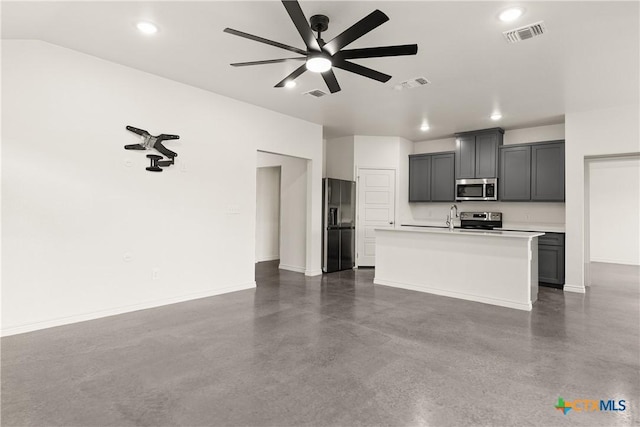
(455, 178), (498, 201)
(460, 212), (502, 229)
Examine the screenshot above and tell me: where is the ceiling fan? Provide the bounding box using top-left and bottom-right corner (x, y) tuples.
(223, 0), (418, 94)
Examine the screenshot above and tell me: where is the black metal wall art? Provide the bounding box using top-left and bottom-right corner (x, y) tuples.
(124, 125), (180, 172)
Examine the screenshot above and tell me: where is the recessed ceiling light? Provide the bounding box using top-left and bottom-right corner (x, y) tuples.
(491, 113), (503, 121)
(420, 123), (430, 131)
(284, 80), (297, 89)
(306, 55), (332, 73)
(499, 7), (524, 22)
(136, 21), (158, 35)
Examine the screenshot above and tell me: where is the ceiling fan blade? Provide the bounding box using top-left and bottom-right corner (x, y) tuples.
(321, 70), (341, 93)
(281, 1), (321, 52)
(274, 63), (308, 87)
(231, 57), (307, 67)
(332, 59), (391, 83)
(224, 28), (307, 56)
(323, 10), (389, 56)
(335, 44), (418, 60)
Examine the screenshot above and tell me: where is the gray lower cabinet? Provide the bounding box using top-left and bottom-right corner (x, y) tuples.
(499, 140), (565, 202)
(409, 152), (454, 202)
(538, 232), (565, 288)
(455, 128), (504, 179)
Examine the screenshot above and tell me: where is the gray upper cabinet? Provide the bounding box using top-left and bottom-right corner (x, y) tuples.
(455, 135), (476, 179)
(431, 153), (455, 201)
(475, 133), (500, 178)
(409, 152), (454, 202)
(499, 140), (565, 202)
(499, 145), (531, 201)
(531, 142), (565, 201)
(455, 128), (504, 179)
(409, 154), (431, 202)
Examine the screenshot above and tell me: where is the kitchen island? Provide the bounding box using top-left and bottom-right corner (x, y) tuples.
(374, 227), (544, 311)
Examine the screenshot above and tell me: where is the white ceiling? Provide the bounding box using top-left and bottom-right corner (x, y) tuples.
(2, 1), (639, 141)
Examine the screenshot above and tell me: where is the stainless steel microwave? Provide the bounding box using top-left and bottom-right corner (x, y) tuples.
(455, 178), (498, 201)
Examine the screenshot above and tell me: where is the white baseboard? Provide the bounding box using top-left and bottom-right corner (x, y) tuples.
(563, 283), (586, 293)
(1, 281), (256, 337)
(374, 278), (533, 311)
(256, 255), (280, 263)
(279, 263), (305, 273)
(305, 269), (323, 277)
(590, 258), (640, 266)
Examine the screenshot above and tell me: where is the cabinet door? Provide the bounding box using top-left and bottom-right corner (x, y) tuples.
(431, 153), (455, 201)
(455, 136), (476, 179)
(409, 155), (431, 202)
(539, 244), (565, 285)
(531, 142), (565, 201)
(499, 146), (531, 201)
(475, 133), (499, 178)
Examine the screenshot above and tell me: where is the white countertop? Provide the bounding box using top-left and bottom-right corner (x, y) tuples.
(498, 222), (566, 233)
(401, 222), (565, 233)
(389, 226), (544, 239)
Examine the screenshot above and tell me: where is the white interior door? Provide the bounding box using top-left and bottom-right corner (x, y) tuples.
(357, 168), (396, 267)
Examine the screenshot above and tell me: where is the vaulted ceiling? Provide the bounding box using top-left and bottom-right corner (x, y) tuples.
(2, 1), (638, 141)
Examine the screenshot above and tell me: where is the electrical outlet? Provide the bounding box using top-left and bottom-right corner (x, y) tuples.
(525, 214), (531, 221)
(152, 268), (160, 280)
(123, 253), (133, 262)
(226, 205), (241, 215)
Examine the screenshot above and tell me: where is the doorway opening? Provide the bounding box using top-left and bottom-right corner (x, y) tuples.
(256, 151), (308, 274)
(584, 153), (640, 287)
(255, 166), (281, 263)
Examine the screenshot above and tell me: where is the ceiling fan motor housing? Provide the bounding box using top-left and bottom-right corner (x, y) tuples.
(310, 15), (329, 34)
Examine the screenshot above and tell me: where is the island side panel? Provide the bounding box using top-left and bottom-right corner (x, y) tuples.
(530, 238), (539, 303)
(373, 230), (536, 310)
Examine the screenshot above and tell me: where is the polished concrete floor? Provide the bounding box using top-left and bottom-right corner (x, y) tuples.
(2, 262), (639, 426)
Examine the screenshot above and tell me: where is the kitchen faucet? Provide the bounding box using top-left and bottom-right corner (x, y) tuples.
(446, 204), (459, 230)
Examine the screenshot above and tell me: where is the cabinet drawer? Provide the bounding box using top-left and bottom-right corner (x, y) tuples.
(538, 232), (564, 246)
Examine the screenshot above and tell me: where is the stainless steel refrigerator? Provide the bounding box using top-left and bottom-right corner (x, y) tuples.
(322, 178), (356, 273)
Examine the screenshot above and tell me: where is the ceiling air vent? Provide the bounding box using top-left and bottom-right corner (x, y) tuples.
(303, 89), (327, 98)
(394, 76), (431, 91)
(503, 21), (546, 43)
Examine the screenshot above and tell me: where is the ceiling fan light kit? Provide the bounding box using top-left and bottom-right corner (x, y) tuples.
(306, 55), (332, 73)
(224, 0), (418, 94)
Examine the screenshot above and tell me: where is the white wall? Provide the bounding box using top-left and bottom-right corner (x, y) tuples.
(354, 136), (401, 170)
(324, 136), (354, 180)
(589, 157), (640, 266)
(503, 124), (565, 145)
(565, 104), (640, 292)
(413, 137), (456, 154)
(1, 41), (323, 336)
(256, 152), (308, 273)
(255, 166), (280, 262)
(354, 135), (402, 223)
(410, 124), (567, 228)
